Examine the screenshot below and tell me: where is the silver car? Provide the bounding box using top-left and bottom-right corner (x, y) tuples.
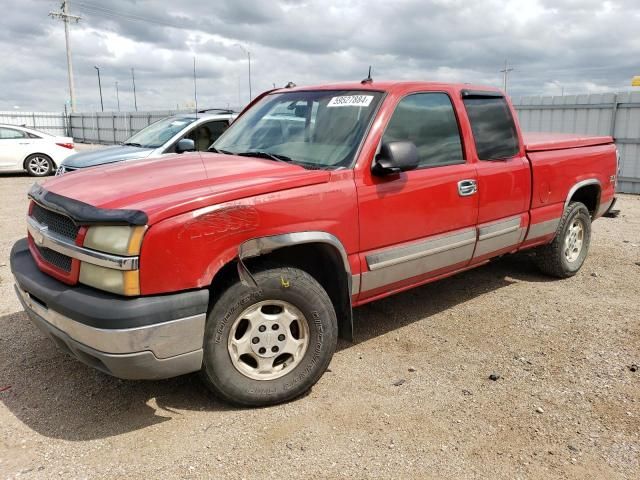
(57, 110), (235, 174)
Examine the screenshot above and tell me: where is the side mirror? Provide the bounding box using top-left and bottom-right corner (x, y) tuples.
(175, 138), (195, 154)
(372, 141), (419, 176)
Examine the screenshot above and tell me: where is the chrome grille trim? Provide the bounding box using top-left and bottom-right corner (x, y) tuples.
(31, 202), (79, 239)
(27, 216), (139, 271)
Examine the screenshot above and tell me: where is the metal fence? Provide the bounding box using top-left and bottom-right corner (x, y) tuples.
(513, 92), (640, 194)
(0, 111), (68, 136)
(68, 110), (188, 144)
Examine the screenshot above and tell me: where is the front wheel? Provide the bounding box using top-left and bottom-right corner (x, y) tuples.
(201, 266), (338, 407)
(534, 201), (592, 278)
(25, 154), (54, 177)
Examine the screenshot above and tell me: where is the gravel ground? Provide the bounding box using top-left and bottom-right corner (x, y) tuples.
(0, 174), (638, 480)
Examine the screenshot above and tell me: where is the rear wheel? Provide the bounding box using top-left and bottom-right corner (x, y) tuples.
(25, 154), (53, 177)
(534, 201), (591, 278)
(201, 266), (338, 407)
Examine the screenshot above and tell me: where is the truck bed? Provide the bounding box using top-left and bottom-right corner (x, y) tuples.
(523, 132), (613, 152)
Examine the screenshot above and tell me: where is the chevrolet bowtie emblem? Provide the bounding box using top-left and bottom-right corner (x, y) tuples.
(35, 225), (48, 246)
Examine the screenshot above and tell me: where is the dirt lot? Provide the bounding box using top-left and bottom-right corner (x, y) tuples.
(0, 174), (638, 479)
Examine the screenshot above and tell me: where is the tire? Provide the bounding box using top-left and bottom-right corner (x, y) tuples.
(201, 266), (338, 407)
(534, 201), (591, 278)
(25, 154), (54, 177)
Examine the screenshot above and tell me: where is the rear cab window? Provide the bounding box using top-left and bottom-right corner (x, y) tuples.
(462, 92), (519, 160)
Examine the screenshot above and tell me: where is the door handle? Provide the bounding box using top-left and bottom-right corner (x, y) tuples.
(458, 179), (477, 196)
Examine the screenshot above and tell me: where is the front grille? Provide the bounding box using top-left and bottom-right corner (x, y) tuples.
(31, 203), (79, 240)
(56, 166), (77, 176)
(35, 245), (72, 272)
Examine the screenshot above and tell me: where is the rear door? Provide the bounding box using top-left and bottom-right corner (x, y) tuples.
(460, 91), (531, 264)
(356, 92), (479, 300)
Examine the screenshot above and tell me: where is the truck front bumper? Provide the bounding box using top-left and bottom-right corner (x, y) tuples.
(10, 238), (209, 380)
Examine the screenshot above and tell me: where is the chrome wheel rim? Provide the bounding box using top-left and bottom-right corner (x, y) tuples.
(564, 218), (584, 263)
(28, 156), (50, 175)
(227, 300), (310, 381)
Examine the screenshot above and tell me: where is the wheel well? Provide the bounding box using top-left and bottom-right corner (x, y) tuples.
(208, 243), (353, 340)
(569, 184), (600, 215)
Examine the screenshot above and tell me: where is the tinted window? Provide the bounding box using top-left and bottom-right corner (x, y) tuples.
(0, 127), (26, 139)
(463, 96), (519, 160)
(382, 93), (464, 168)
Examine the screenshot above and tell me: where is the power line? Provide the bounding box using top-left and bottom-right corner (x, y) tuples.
(75, 1), (185, 29)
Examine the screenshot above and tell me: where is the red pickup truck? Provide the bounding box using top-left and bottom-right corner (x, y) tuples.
(11, 81), (618, 406)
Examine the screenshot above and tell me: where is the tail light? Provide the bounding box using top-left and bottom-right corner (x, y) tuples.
(56, 143), (74, 149)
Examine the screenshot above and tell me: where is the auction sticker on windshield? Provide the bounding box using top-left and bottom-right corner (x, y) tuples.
(327, 95), (374, 107)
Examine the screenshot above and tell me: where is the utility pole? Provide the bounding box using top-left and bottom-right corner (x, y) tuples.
(500, 59), (514, 94)
(193, 57), (198, 115)
(131, 68), (138, 111)
(235, 44), (252, 102)
(49, 1), (81, 112)
(115, 81), (120, 111)
(94, 66), (104, 112)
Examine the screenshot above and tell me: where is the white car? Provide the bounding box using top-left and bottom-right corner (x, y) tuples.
(0, 124), (76, 176)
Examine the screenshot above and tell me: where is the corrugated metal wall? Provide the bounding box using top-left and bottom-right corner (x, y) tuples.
(513, 92), (640, 194)
(0, 111), (68, 136)
(68, 110), (186, 144)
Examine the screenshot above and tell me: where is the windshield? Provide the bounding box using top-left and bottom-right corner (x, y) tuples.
(213, 90), (383, 169)
(125, 116), (197, 149)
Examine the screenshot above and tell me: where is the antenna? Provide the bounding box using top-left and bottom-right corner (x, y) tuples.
(193, 57), (198, 117)
(361, 66), (373, 84)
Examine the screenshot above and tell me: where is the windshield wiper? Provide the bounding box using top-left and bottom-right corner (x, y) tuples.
(208, 146), (233, 154)
(235, 151), (294, 163)
(123, 142), (143, 147)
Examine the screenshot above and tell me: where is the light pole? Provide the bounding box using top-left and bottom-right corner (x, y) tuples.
(131, 68), (138, 111)
(235, 43), (252, 102)
(115, 81), (120, 111)
(94, 66), (104, 112)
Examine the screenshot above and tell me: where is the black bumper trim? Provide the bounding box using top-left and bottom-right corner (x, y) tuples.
(11, 238), (209, 330)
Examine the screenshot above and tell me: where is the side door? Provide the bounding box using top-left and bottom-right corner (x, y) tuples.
(356, 92), (479, 300)
(460, 91), (531, 264)
(0, 127), (28, 169)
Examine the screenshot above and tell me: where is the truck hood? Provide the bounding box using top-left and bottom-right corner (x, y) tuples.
(61, 145), (154, 169)
(42, 152), (331, 224)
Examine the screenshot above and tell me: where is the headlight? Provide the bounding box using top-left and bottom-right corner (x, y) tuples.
(81, 225), (145, 296)
(83, 225), (146, 255)
(79, 263), (140, 296)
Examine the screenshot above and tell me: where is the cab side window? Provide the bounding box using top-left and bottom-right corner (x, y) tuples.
(462, 95), (519, 160)
(382, 93), (464, 168)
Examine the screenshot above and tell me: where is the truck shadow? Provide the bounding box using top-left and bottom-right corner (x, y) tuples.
(0, 253), (552, 441)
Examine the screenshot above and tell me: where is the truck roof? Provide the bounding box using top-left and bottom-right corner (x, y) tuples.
(276, 80), (503, 94)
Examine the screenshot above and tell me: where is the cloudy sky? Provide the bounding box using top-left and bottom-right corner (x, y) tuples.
(1, 0), (639, 112)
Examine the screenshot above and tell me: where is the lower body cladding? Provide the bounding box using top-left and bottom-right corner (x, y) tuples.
(10, 238), (209, 380)
(359, 216), (528, 293)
